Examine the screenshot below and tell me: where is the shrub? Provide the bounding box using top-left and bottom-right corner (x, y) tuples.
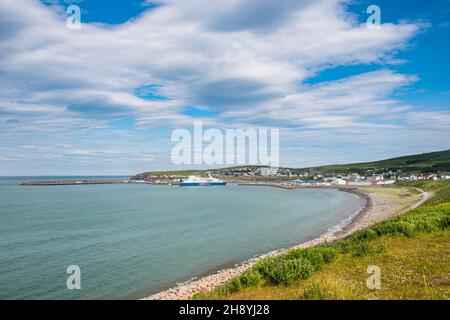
(284, 246), (339, 270)
(372, 221), (406, 236)
(302, 282), (336, 300)
(284, 249), (323, 270)
(397, 221), (415, 237)
(215, 269), (264, 295)
(320, 247), (339, 263)
(238, 269), (264, 287)
(256, 257), (314, 286)
(351, 229), (378, 242)
(352, 240), (371, 257)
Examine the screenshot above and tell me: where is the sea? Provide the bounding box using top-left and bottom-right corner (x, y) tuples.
(0, 176), (365, 299)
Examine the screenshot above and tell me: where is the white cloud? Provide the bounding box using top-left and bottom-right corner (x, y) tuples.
(0, 0), (447, 174)
(223, 70), (417, 126)
(406, 111), (450, 129)
(0, 0), (420, 117)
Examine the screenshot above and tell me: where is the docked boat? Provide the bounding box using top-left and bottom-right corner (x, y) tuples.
(180, 174), (226, 186)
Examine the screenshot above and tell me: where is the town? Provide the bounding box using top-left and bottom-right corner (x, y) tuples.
(131, 150), (450, 186)
(131, 165), (450, 186)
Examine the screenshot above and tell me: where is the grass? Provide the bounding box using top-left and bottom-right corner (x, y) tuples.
(362, 186), (422, 209)
(193, 181), (450, 300)
(205, 232), (449, 300)
(361, 187), (421, 198)
(397, 180), (450, 206)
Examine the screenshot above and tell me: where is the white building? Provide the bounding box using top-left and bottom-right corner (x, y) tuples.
(259, 167), (279, 176)
(350, 173), (361, 180)
(379, 180), (396, 185)
(347, 181), (372, 186)
(331, 178), (347, 185)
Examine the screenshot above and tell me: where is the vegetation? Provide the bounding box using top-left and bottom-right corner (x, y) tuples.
(362, 187), (422, 208)
(193, 181), (450, 300)
(304, 149), (450, 173)
(202, 232), (449, 300)
(397, 180), (450, 206)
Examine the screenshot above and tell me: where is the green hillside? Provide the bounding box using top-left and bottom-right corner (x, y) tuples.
(305, 149), (450, 173)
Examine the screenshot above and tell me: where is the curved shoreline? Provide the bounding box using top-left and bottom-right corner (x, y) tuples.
(334, 188), (372, 238)
(142, 187), (369, 300)
(142, 186), (429, 300)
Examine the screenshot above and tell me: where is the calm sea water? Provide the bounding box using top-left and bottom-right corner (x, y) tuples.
(0, 177), (364, 299)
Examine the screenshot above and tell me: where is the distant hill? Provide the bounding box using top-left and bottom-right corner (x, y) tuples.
(132, 149), (450, 179)
(132, 169), (200, 180)
(304, 149), (450, 173)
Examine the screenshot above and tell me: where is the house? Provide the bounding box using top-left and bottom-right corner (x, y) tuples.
(374, 174), (384, 181)
(331, 178), (347, 185)
(350, 173), (361, 180)
(259, 167), (279, 176)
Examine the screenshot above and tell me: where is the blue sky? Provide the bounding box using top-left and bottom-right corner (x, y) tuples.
(0, 0), (449, 175)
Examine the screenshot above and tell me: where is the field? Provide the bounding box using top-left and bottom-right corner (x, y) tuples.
(362, 186), (422, 209)
(397, 180), (450, 206)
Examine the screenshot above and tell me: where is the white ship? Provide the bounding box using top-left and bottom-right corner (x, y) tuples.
(180, 173), (226, 186)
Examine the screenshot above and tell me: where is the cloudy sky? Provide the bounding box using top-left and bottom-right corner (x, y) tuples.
(0, 0), (449, 175)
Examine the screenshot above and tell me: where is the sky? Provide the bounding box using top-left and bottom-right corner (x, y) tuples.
(0, 0), (449, 175)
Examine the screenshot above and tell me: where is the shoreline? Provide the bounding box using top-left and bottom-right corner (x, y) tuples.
(334, 188), (373, 238)
(142, 187), (373, 300)
(142, 186), (429, 300)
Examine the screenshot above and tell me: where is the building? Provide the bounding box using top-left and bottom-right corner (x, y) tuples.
(259, 167), (279, 176)
(330, 178), (347, 185)
(293, 180), (315, 186)
(373, 174), (384, 181)
(378, 180), (396, 185)
(347, 181), (372, 186)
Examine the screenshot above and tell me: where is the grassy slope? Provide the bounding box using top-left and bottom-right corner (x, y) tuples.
(194, 182), (450, 300)
(304, 149), (450, 173)
(362, 187), (422, 209)
(214, 232), (449, 300)
(397, 180), (450, 206)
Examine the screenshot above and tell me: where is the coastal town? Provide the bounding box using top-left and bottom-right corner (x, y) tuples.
(21, 150), (450, 187)
(131, 165), (450, 187)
